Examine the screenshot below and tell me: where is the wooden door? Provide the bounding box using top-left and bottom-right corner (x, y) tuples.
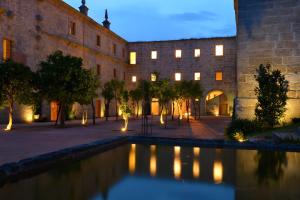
(50, 101), (59, 121)
(96, 100), (101, 118)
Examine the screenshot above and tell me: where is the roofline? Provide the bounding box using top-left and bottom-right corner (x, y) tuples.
(128, 36), (237, 44)
(49, 0), (127, 43)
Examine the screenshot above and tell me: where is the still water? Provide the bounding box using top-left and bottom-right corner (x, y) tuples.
(0, 144), (300, 200)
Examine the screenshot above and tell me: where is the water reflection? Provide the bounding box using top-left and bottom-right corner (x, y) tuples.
(0, 145), (300, 200)
(173, 146), (181, 179)
(150, 145), (157, 177)
(255, 151), (288, 185)
(129, 144), (136, 174)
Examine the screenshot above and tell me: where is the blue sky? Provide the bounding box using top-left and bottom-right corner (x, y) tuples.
(63, 0), (236, 42)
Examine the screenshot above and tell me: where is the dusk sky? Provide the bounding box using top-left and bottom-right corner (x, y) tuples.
(63, 0), (236, 42)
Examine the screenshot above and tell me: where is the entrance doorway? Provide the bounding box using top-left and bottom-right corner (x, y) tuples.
(96, 100), (101, 118)
(50, 101), (59, 121)
(205, 90), (229, 116)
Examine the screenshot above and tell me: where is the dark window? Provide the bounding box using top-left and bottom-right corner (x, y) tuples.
(113, 44), (117, 55)
(97, 35), (101, 46)
(97, 65), (101, 76)
(113, 68), (117, 79)
(69, 22), (76, 35)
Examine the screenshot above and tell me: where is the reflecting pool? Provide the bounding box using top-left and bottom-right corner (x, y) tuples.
(0, 144), (300, 200)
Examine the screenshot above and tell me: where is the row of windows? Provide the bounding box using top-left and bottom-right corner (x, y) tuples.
(68, 21), (125, 58)
(131, 72), (223, 83)
(129, 45), (224, 64)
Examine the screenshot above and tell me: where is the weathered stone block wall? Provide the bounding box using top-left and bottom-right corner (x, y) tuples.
(0, 0), (128, 122)
(127, 37), (237, 115)
(236, 0), (300, 121)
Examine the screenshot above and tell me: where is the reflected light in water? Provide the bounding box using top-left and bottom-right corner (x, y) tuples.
(193, 159), (200, 178)
(174, 146), (181, 179)
(193, 147), (200, 157)
(150, 145), (157, 177)
(129, 144), (136, 174)
(213, 161), (223, 184)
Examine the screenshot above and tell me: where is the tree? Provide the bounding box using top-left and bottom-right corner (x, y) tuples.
(76, 69), (100, 125)
(129, 88), (143, 118)
(101, 82), (114, 121)
(190, 81), (204, 120)
(120, 90), (131, 132)
(0, 60), (34, 131)
(255, 64), (289, 127)
(37, 51), (91, 126)
(110, 80), (125, 121)
(155, 79), (172, 127)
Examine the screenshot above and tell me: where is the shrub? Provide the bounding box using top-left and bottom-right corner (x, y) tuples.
(226, 119), (261, 139)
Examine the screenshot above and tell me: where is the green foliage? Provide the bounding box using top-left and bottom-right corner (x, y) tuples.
(101, 82), (114, 120)
(37, 51), (99, 125)
(226, 119), (261, 139)
(255, 64), (289, 128)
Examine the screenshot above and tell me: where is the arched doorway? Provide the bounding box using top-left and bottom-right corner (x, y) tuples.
(205, 90), (229, 116)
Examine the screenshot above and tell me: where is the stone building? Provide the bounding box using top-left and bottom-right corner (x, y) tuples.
(0, 0), (300, 123)
(235, 0), (300, 121)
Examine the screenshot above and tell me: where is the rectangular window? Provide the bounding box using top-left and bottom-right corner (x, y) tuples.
(97, 65), (101, 76)
(113, 68), (117, 79)
(151, 73), (157, 82)
(151, 51), (157, 60)
(130, 52), (136, 65)
(194, 72), (201, 81)
(97, 35), (101, 46)
(175, 50), (182, 58)
(113, 43), (117, 55)
(132, 76), (137, 83)
(69, 21), (76, 35)
(175, 73), (181, 81)
(194, 49), (201, 58)
(215, 45), (224, 56)
(3, 39), (12, 61)
(216, 72), (223, 81)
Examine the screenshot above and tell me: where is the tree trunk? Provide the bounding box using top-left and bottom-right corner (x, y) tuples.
(186, 100), (190, 123)
(105, 102), (109, 121)
(91, 99), (96, 125)
(172, 101), (175, 121)
(115, 98), (118, 121)
(192, 100), (197, 120)
(60, 103), (65, 127)
(198, 100), (201, 120)
(55, 104), (61, 126)
(136, 101), (139, 118)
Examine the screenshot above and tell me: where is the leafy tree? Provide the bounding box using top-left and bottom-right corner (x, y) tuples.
(76, 69), (100, 125)
(255, 64), (289, 127)
(110, 80), (125, 121)
(0, 60), (34, 131)
(120, 90), (131, 131)
(37, 51), (92, 126)
(129, 88), (143, 118)
(190, 81), (204, 120)
(173, 82), (186, 123)
(101, 82), (114, 121)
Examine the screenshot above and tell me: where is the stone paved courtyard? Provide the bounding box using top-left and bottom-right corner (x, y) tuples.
(0, 116), (230, 165)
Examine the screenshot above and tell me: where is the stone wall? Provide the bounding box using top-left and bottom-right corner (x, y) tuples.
(236, 0), (300, 121)
(127, 38), (237, 115)
(0, 0), (128, 122)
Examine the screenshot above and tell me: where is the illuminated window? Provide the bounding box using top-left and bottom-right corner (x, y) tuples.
(175, 50), (182, 58)
(132, 76), (137, 83)
(97, 64), (101, 76)
(130, 52), (136, 65)
(151, 51), (157, 59)
(151, 73), (157, 82)
(216, 72), (223, 81)
(215, 45), (224, 56)
(69, 21), (76, 35)
(3, 39), (12, 61)
(175, 73), (181, 81)
(113, 44), (117, 55)
(194, 49), (201, 58)
(194, 72), (201, 81)
(96, 35), (101, 46)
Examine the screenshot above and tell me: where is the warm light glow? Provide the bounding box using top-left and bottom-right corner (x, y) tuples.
(121, 114), (129, 132)
(160, 112), (165, 125)
(174, 146), (181, 179)
(34, 115), (40, 120)
(175, 50), (182, 58)
(194, 49), (201, 57)
(216, 72), (223, 81)
(151, 73), (157, 82)
(193, 147), (200, 157)
(132, 76), (137, 83)
(4, 115), (12, 132)
(206, 90), (224, 101)
(151, 51), (157, 59)
(215, 45), (224, 56)
(23, 107), (34, 123)
(193, 159), (200, 178)
(150, 145), (157, 176)
(194, 72), (201, 81)
(129, 144), (136, 174)
(3, 39), (12, 61)
(175, 73), (181, 81)
(81, 111), (88, 125)
(130, 52), (136, 65)
(213, 161), (223, 184)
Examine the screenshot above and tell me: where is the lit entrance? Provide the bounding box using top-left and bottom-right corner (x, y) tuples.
(205, 90), (229, 116)
(50, 101), (59, 121)
(151, 98), (160, 116)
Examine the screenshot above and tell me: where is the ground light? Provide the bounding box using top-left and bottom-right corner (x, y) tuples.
(81, 111), (88, 125)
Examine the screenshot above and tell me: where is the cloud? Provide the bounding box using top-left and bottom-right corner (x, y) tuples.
(168, 11), (218, 22)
